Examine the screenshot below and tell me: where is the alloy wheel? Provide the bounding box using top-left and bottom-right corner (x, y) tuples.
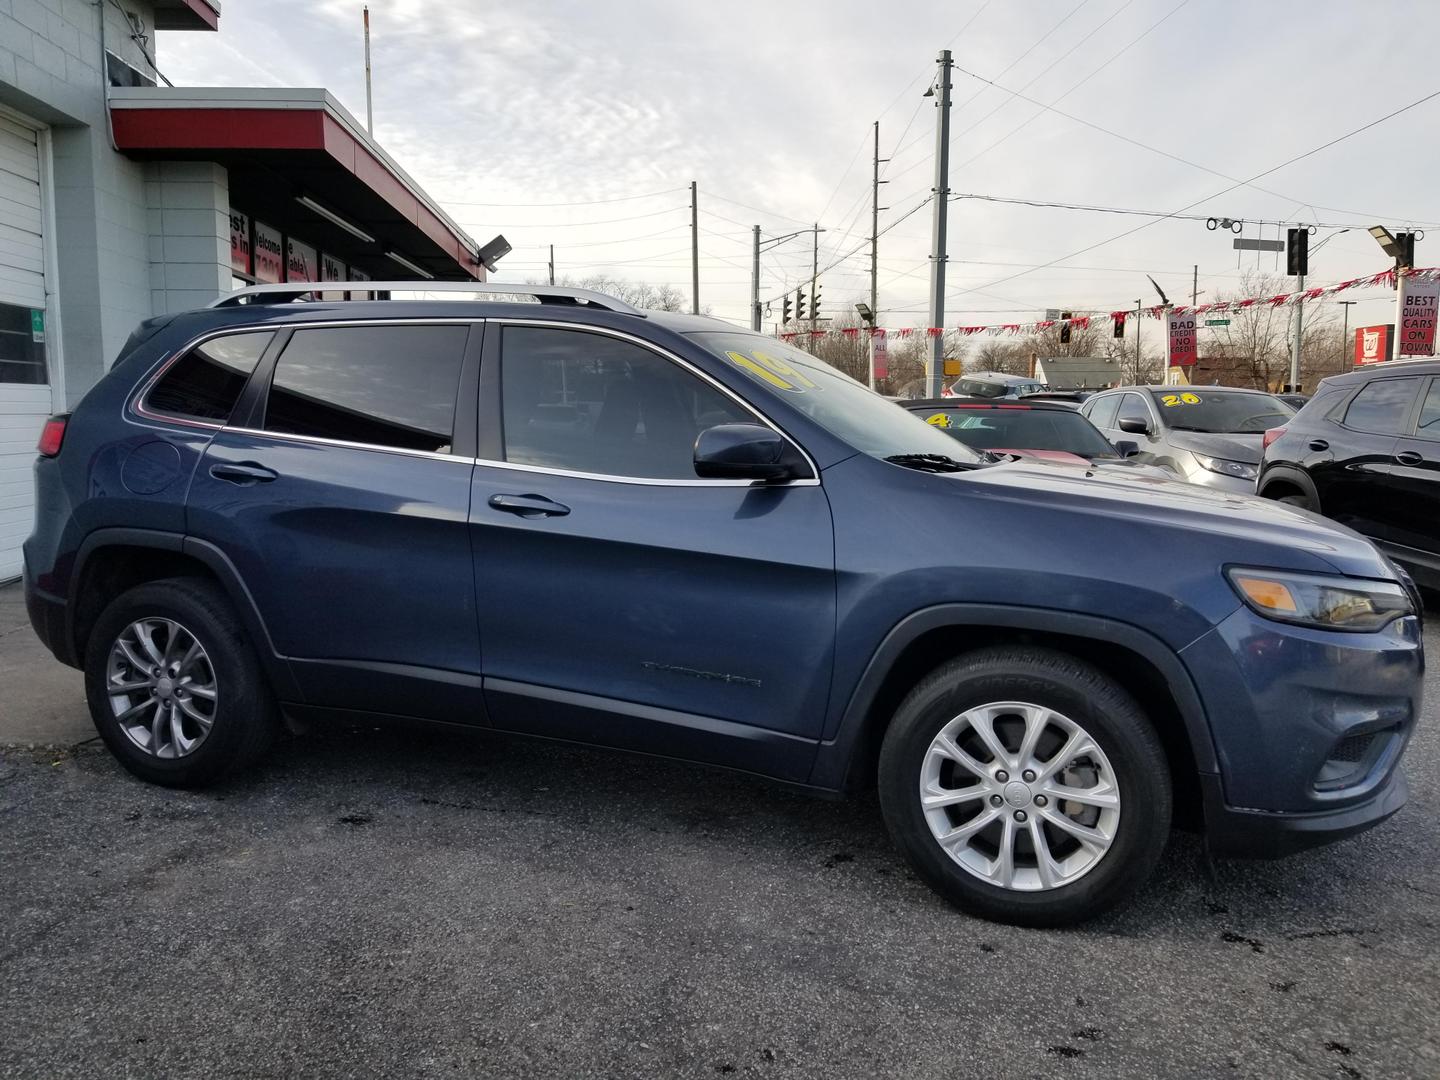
(919, 701), (1121, 892)
(105, 618), (219, 759)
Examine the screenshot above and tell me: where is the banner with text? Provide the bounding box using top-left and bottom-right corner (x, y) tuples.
(1397, 274), (1438, 357)
(1166, 310), (1198, 367)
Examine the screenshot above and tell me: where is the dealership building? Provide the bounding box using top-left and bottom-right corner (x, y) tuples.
(0, 0), (486, 579)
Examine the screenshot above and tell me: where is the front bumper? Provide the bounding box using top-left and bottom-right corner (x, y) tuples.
(1201, 767), (1409, 858)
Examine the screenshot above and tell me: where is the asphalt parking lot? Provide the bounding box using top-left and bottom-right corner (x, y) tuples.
(1, 623), (1436, 1080)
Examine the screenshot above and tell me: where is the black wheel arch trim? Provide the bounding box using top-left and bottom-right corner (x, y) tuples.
(808, 603), (1220, 791)
(68, 527), (302, 702)
(1257, 463), (1319, 505)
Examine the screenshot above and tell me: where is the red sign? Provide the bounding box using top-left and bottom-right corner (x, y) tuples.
(253, 221), (284, 284)
(872, 329), (888, 380)
(1398, 275), (1438, 356)
(229, 210), (251, 275)
(1166, 310), (1198, 367)
(1355, 324), (1393, 365)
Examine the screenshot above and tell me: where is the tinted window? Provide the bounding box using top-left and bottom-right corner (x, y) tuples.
(501, 327), (752, 479)
(1343, 377), (1421, 435)
(265, 326), (467, 452)
(1116, 393), (1151, 426)
(1417, 380), (1440, 438)
(146, 331), (272, 422)
(1086, 394), (1121, 430)
(1147, 389), (1291, 434)
(917, 407), (1118, 456)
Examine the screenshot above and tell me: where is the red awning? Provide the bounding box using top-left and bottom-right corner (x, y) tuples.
(152, 0), (220, 31)
(108, 88), (483, 281)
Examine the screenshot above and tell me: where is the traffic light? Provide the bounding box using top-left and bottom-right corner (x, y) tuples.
(811, 282), (822, 318)
(782, 294), (792, 323)
(1286, 228), (1308, 276)
(796, 287), (807, 321)
(1113, 314), (1125, 339)
(1059, 311), (1073, 345)
(1397, 231), (1416, 269)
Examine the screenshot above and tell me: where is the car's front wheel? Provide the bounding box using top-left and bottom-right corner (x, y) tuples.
(878, 647), (1172, 926)
(84, 577), (277, 788)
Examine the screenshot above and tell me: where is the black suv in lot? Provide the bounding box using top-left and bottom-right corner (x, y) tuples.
(1259, 359), (1440, 589)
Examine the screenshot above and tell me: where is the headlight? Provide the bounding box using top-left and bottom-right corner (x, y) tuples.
(1226, 568), (1414, 632)
(1194, 454), (1258, 481)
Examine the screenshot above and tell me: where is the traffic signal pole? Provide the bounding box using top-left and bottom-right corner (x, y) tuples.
(751, 225), (761, 331)
(926, 50), (954, 398)
(690, 180), (699, 315)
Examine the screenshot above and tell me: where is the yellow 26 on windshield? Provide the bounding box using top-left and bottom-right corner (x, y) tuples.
(1160, 392), (1201, 407)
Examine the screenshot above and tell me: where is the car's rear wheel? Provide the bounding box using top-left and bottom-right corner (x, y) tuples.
(84, 577), (277, 788)
(878, 647), (1171, 926)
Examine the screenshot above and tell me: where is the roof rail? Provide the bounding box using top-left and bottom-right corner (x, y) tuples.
(210, 281), (646, 317)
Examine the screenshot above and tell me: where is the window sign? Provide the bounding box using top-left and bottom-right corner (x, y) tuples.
(286, 238), (317, 283)
(229, 210), (252, 276)
(253, 221), (284, 284)
(320, 252), (345, 282)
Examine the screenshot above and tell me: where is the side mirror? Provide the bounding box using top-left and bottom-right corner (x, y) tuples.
(1114, 439), (1140, 458)
(694, 423), (801, 481)
(1117, 416), (1151, 436)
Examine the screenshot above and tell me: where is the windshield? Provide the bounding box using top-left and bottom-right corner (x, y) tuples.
(915, 406), (1119, 457)
(690, 332), (986, 464)
(1149, 390), (1294, 434)
(953, 377), (1046, 399)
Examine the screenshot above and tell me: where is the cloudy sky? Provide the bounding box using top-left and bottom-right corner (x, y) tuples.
(160, 0), (1440, 332)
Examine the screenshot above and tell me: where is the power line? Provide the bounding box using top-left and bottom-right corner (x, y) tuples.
(950, 87), (1440, 301)
(949, 192), (1372, 230)
(453, 205), (684, 229)
(438, 187), (686, 208)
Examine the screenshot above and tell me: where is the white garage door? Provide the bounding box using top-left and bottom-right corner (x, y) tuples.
(0, 111), (52, 582)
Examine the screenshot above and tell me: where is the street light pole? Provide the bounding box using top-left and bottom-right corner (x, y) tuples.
(926, 49), (954, 398)
(1340, 300), (1358, 370)
(1135, 299), (1143, 383)
(751, 225), (761, 332)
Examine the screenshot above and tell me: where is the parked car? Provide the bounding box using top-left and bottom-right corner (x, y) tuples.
(24, 283), (1421, 927)
(944, 371), (1048, 399)
(1278, 392), (1310, 410)
(1021, 390), (1092, 409)
(1081, 385), (1295, 492)
(902, 397), (1165, 475)
(1259, 359), (1440, 590)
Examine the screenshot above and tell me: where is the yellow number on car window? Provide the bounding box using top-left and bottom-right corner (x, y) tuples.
(1162, 392), (1203, 407)
(1181, 392), (1201, 404)
(724, 350), (820, 393)
(1161, 394), (1180, 407)
(926, 413), (952, 428)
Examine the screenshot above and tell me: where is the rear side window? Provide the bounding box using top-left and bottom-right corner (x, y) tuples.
(1342, 377), (1421, 435)
(145, 331), (272, 423)
(264, 325), (468, 453)
(1086, 395), (1121, 430)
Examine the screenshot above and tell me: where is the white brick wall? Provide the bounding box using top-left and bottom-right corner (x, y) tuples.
(146, 160), (230, 315)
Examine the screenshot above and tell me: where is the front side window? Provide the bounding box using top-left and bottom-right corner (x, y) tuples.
(1416, 379), (1440, 438)
(691, 331), (986, 464)
(1342, 377), (1421, 436)
(500, 327), (752, 479)
(146, 331), (273, 423)
(1115, 393), (1152, 427)
(264, 325), (467, 452)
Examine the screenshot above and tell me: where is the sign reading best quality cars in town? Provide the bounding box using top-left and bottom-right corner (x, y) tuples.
(1397, 274), (1438, 356)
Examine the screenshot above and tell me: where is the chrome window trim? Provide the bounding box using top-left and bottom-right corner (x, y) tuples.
(222, 425), (474, 465)
(127, 318), (479, 434)
(490, 318), (822, 486)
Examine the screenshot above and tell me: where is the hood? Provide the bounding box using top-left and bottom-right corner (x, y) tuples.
(995, 448), (1090, 465)
(955, 457), (1393, 580)
(1165, 429), (1265, 464)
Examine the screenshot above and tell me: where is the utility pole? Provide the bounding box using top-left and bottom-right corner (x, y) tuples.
(363, 6), (373, 135)
(751, 225), (761, 332)
(810, 222), (820, 334)
(1135, 299), (1143, 383)
(690, 181), (699, 315)
(1289, 272), (1305, 392)
(926, 49), (954, 398)
(1192, 265), (1198, 307)
(547, 244), (555, 286)
(1340, 300), (1357, 370)
(870, 119), (887, 390)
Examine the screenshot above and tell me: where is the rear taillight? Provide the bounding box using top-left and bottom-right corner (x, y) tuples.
(1262, 425), (1286, 450)
(37, 415), (68, 457)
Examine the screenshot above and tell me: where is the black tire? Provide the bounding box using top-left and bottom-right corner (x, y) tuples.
(84, 577), (278, 788)
(877, 646), (1171, 927)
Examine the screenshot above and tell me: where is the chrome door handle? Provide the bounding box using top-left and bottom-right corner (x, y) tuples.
(488, 493), (571, 518)
(1395, 450), (1424, 466)
(209, 462), (278, 485)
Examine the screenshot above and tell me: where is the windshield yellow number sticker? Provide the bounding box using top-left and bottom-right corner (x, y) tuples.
(725, 350), (820, 393)
(1160, 392), (1202, 407)
(925, 412), (953, 428)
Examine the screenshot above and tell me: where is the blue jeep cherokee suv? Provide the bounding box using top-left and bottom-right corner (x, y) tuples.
(23, 283), (1424, 926)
